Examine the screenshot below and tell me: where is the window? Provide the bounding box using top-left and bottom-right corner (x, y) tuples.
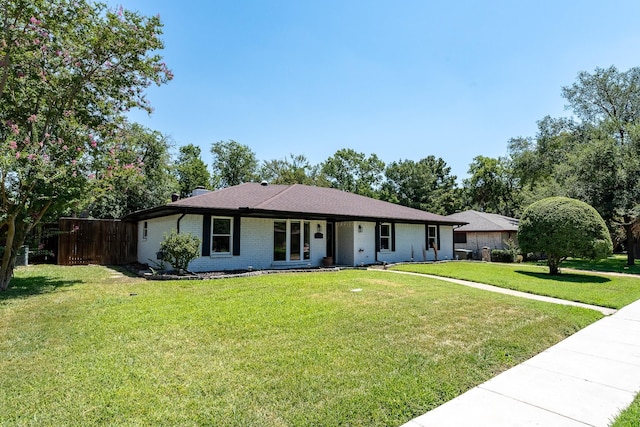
(454, 232), (467, 244)
(274, 221), (287, 261)
(291, 221), (301, 260)
(274, 220), (311, 261)
(212, 217), (232, 254)
(380, 223), (391, 251)
(142, 221), (148, 240)
(428, 225), (438, 249)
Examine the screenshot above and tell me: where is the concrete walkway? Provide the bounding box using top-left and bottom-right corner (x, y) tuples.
(383, 269), (617, 315)
(379, 270), (640, 427)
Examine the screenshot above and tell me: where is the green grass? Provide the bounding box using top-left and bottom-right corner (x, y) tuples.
(1, 265), (601, 426)
(391, 261), (640, 309)
(611, 393), (640, 427)
(540, 254), (640, 275)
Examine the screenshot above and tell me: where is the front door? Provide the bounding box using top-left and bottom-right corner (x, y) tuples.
(325, 221), (335, 259)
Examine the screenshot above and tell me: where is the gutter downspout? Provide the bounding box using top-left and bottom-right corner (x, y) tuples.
(176, 212), (186, 233)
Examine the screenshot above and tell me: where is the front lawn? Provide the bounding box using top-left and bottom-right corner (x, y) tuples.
(1, 265), (601, 426)
(545, 254), (640, 275)
(390, 261), (640, 309)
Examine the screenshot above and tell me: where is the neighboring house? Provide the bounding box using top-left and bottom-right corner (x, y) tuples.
(123, 182), (466, 272)
(446, 210), (519, 259)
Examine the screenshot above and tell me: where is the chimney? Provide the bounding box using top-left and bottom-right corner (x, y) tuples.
(191, 186), (211, 197)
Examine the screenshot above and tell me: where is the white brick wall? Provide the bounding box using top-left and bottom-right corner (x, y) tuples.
(137, 214), (456, 271)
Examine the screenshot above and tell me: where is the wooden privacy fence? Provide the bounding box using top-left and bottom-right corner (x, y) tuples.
(58, 218), (137, 266)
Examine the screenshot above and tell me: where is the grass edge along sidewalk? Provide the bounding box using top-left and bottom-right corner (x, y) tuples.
(391, 261), (640, 309)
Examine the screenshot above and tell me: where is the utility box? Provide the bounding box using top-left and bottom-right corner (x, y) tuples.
(15, 246), (29, 266)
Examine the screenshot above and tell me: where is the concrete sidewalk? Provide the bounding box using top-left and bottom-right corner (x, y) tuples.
(402, 298), (640, 427)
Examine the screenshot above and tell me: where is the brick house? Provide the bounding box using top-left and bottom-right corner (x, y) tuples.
(447, 210), (519, 259)
(123, 182), (465, 272)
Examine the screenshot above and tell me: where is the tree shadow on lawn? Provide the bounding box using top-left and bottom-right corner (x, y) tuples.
(0, 275), (81, 302)
(515, 270), (610, 284)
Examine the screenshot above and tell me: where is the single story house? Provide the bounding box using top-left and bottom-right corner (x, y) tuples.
(446, 210), (519, 259)
(123, 182), (466, 272)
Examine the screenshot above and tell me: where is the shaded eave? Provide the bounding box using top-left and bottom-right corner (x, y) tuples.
(123, 205), (467, 226)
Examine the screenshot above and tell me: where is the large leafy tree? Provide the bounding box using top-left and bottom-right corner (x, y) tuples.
(518, 197), (612, 275)
(463, 155), (520, 217)
(0, 0), (172, 290)
(210, 140), (258, 188)
(175, 143), (211, 198)
(562, 66), (640, 265)
(321, 148), (385, 198)
(382, 156), (460, 215)
(86, 123), (177, 218)
(259, 154), (323, 185)
(508, 66), (640, 266)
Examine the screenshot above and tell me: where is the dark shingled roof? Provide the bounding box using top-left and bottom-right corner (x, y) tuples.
(124, 183), (465, 224)
(446, 210), (519, 232)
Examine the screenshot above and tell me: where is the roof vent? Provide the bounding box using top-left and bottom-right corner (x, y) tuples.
(171, 193), (179, 202)
(261, 180), (268, 186)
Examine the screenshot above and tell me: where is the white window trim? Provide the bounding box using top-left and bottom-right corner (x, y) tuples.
(380, 222), (392, 252)
(428, 225), (438, 250)
(211, 216), (233, 256)
(273, 219), (311, 262)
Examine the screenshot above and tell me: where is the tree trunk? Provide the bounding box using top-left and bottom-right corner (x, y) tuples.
(548, 257), (560, 275)
(624, 222), (636, 266)
(0, 215), (17, 291)
(0, 257), (14, 291)
(0, 214), (29, 291)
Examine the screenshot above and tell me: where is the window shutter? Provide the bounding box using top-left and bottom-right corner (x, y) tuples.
(425, 224), (429, 249)
(391, 222), (396, 252)
(437, 225), (441, 250)
(375, 222), (380, 253)
(202, 214), (211, 256)
(233, 215), (241, 256)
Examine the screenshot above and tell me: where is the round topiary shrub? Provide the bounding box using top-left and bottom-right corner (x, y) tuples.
(518, 197), (612, 274)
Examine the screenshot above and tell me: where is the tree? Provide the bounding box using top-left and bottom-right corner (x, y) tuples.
(175, 144), (211, 198)
(259, 154), (319, 185)
(463, 155), (520, 217)
(562, 66), (640, 144)
(518, 197), (612, 275)
(0, 0), (172, 290)
(562, 66), (640, 265)
(321, 148), (385, 198)
(382, 156), (460, 215)
(86, 123), (177, 218)
(210, 140), (258, 188)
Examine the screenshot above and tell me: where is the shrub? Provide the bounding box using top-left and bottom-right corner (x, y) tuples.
(159, 230), (201, 273)
(518, 197), (612, 274)
(491, 249), (514, 263)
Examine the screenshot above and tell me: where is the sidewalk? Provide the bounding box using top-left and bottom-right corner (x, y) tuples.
(398, 282), (640, 426)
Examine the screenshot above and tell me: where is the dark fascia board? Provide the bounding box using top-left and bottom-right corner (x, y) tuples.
(123, 206), (468, 226)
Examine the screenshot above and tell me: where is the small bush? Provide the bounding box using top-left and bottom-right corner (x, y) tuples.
(491, 249), (514, 263)
(159, 230), (201, 273)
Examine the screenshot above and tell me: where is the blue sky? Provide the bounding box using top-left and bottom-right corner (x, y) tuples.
(113, 0), (640, 180)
